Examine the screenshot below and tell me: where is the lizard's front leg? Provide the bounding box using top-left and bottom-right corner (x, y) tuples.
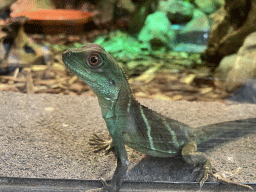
(88, 131), (128, 192)
(102, 129), (129, 192)
(90, 126), (128, 192)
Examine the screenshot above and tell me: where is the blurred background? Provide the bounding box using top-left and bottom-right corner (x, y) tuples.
(0, 0), (255, 103)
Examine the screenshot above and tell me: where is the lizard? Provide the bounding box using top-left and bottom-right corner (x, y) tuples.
(62, 43), (254, 192)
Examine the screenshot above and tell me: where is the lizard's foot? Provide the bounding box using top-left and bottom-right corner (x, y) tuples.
(89, 134), (114, 153)
(209, 168), (254, 191)
(192, 159), (212, 187)
(86, 179), (115, 192)
(194, 164), (254, 190)
(182, 141), (253, 190)
(100, 178), (116, 192)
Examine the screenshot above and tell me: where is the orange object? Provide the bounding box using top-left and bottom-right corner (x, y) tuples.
(12, 9), (93, 34)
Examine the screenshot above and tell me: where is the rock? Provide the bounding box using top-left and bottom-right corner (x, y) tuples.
(201, 0), (255, 65)
(215, 54), (237, 81)
(0, 29), (16, 74)
(214, 0), (225, 7)
(195, 0), (221, 14)
(174, 43), (207, 52)
(215, 32), (256, 91)
(138, 11), (176, 48)
(227, 80), (256, 103)
(158, 0), (194, 23)
(173, 9), (209, 52)
(181, 9), (210, 33)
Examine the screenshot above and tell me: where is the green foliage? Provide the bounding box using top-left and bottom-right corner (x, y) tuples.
(94, 31), (151, 61)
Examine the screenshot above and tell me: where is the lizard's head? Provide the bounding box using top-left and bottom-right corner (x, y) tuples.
(62, 43), (130, 101)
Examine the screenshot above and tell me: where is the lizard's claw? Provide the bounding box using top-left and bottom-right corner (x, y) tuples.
(194, 163), (254, 191)
(192, 160), (212, 187)
(100, 178), (116, 192)
(89, 134), (114, 153)
(209, 168), (254, 191)
(85, 178), (113, 192)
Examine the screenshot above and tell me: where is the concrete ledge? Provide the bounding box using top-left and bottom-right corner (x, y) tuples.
(0, 91), (255, 185)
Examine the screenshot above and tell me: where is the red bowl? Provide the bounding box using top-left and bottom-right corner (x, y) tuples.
(12, 9), (93, 34)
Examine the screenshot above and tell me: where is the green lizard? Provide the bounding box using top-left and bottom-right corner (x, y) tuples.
(62, 43), (253, 192)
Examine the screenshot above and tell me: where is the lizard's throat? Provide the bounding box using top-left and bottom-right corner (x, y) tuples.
(98, 83), (134, 119)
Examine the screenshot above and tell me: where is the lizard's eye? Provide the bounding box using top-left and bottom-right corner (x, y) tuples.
(87, 53), (103, 68)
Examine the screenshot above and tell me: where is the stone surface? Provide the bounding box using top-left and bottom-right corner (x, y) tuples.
(158, 0), (194, 23)
(202, 0), (256, 65)
(228, 80), (256, 103)
(215, 54), (237, 83)
(215, 32), (256, 91)
(195, 0), (220, 14)
(0, 91), (255, 188)
(181, 9), (210, 33)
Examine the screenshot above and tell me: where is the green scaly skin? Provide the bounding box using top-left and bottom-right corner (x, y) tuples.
(62, 43), (253, 192)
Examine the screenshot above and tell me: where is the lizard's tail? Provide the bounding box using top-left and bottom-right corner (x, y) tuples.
(193, 117), (256, 145)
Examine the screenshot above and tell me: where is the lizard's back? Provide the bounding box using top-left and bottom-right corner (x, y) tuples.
(123, 99), (192, 157)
